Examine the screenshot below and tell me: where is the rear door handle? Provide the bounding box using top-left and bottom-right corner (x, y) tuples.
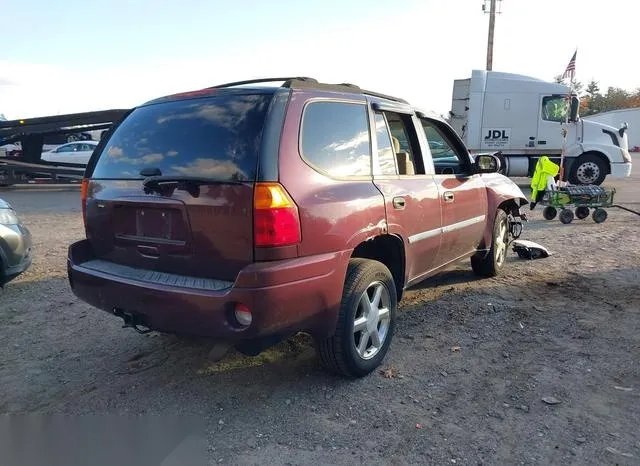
(392, 196), (406, 210)
(443, 191), (455, 202)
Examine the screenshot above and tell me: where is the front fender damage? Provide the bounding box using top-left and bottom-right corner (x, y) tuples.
(478, 173), (529, 255)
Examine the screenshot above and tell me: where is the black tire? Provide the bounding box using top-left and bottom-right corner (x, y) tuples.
(569, 153), (608, 186)
(316, 258), (397, 378)
(316, 258), (398, 378)
(592, 208), (608, 223)
(471, 209), (509, 278)
(575, 206), (590, 220)
(559, 209), (574, 224)
(543, 206), (557, 221)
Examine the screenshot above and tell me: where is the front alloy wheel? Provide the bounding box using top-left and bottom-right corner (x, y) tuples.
(471, 209), (509, 277)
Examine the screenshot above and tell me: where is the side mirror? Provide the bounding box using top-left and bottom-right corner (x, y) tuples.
(619, 122), (628, 137)
(570, 96), (580, 122)
(474, 154), (501, 174)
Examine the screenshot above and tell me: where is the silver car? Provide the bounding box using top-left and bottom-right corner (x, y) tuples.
(0, 198), (32, 285)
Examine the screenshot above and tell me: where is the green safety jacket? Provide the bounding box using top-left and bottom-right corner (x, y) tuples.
(530, 156), (560, 207)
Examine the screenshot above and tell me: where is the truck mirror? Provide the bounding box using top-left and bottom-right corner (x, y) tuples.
(570, 96), (580, 122)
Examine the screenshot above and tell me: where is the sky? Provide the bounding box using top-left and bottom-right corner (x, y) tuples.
(1, 0), (639, 120)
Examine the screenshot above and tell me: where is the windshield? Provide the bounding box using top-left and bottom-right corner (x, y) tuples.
(91, 93), (273, 181)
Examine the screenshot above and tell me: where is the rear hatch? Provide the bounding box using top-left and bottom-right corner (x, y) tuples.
(83, 91), (274, 281)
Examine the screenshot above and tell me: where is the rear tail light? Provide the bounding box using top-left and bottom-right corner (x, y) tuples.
(80, 178), (89, 225)
(253, 183), (301, 247)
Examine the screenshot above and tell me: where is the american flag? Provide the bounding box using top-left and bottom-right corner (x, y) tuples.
(562, 50), (577, 80)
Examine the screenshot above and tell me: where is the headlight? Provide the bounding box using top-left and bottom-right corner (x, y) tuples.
(0, 208), (19, 225)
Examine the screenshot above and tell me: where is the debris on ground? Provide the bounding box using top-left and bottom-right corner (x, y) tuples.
(380, 366), (399, 379)
(614, 386), (633, 392)
(541, 396), (562, 405)
(605, 447), (634, 458)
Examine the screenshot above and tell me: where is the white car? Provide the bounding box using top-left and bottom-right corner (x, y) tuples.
(0, 143), (22, 158)
(41, 141), (98, 165)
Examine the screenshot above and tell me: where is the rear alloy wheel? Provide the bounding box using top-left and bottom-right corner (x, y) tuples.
(316, 258), (396, 378)
(471, 209), (509, 278)
(569, 153), (607, 186)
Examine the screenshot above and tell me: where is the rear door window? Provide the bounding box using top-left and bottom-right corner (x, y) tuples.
(91, 93), (273, 181)
(300, 101), (371, 178)
(374, 112), (398, 176)
(378, 111), (424, 176)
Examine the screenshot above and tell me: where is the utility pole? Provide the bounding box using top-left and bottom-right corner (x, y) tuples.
(483, 0), (501, 71)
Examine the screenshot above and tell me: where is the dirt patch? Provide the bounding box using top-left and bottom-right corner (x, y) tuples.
(0, 193), (639, 465)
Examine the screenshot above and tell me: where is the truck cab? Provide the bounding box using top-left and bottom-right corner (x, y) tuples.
(450, 70), (632, 185)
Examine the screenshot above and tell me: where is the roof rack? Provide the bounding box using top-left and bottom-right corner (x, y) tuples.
(208, 77), (318, 89)
(206, 77), (408, 104)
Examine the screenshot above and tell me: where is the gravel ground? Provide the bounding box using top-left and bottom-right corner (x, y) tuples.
(1, 164), (639, 466)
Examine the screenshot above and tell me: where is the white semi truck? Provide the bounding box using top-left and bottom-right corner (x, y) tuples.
(449, 70), (633, 185)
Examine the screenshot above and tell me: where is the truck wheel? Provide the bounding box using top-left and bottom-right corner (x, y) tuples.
(575, 206), (590, 219)
(543, 206), (557, 220)
(471, 209), (509, 278)
(316, 258), (396, 378)
(569, 153), (607, 186)
(592, 208), (608, 223)
(559, 209), (574, 224)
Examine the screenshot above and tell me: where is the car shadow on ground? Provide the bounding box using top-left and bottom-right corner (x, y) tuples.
(407, 267), (481, 291)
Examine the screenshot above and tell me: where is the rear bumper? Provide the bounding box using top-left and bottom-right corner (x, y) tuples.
(67, 240), (349, 340)
(610, 162), (632, 178)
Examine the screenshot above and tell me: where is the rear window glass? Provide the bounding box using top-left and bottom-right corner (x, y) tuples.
(301, 101), (371, 178)
(91, 93), (273, 181)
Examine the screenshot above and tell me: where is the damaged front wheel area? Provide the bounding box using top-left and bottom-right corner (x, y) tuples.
(471, 209), (509, 278)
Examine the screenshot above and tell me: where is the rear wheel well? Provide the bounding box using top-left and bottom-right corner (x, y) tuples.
(351, 235), (405, 301)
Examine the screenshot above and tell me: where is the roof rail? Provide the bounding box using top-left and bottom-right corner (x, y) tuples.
(209, 77), (318, 89)
(206, 76), (408, 104)
(287, 79), (408, 104)
(361, 90), (408, 104)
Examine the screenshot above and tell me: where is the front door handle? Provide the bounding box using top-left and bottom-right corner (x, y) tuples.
(443, 191), (455, 203)
(392, 196), (406, 210)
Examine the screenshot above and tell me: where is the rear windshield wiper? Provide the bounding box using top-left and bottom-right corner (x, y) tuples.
(142, 175), (241, 197)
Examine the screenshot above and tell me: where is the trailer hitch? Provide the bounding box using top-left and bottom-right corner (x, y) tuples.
(114, 308), (153, 334)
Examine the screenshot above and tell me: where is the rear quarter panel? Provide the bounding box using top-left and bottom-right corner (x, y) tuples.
(277, 90), (388, 333)
(278, 89), (388, 258)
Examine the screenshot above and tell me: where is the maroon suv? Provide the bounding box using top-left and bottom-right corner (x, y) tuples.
(68, 77), (528, 377)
